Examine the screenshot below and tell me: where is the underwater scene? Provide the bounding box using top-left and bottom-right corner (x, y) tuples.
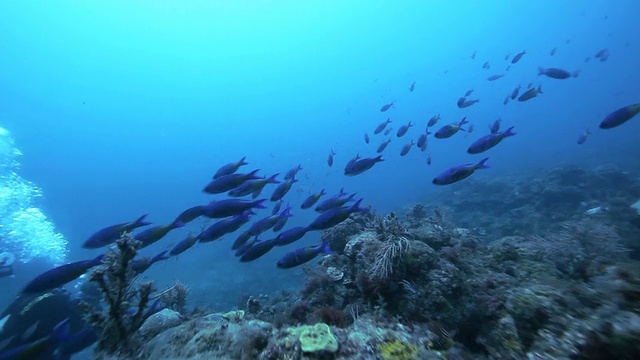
(1, 1), (640, 359)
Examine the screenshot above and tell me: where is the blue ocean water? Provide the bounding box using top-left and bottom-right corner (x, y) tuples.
(1, 0), (639, 314)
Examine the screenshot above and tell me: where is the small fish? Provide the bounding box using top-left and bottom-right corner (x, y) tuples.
(308, 199), (368, 231)
(426, 153), (432, 165)
(169, 235), (198, 256)
(346, 153), (360, 168)
(315, 191), (355, 212)
(240, 238), (278, 262)
(396, 121), (413, 137)
(599, 54), (609, 62)
(272, 205), (292, 232)
(203, 169), (261, 194)
(467, 127), (517, 154)
(327, 149), (335, 167)
(203, 199), (266, 218)
(538, 67), (571, 79)
(276, 240), (333, 269)
(572, 70), (581, 78)
(511, 50), (526, 64)
(595, 49), (609, 58)
(487, 74), (504, 81)
(247, 209), (292, 237)
(22, 255), (104, 294)
(232, 231), (252, 251)
(273, 226), (310, 247)
(270, 178), (297, 202)
(599, 104), (640, 129)
(213, 156), (248, 179)
(585, 206), (605, 215)
(434, 117), (468, 139)
(364, 133), (370, 144)
(199, 211), (253, 243)
(82, 215), (151, 249)
(380, 102), (394, 112)
(427, 114), (440, 128)
(510, 85), (521, 100)
(432, 157), (490, 185)
(301, 189), (326, 209)
(373, 118), (391, 134)
(271, 200), (283, 215)
(584, 57), (591, 63)
(173, 205), (205, 225)
(228, 174), (280, 198)
(376, 139), (392, 153)
(284, 165), (302, 180)
(400, 140), (414, 156)
(517, 86), (543, 102)
(457, 97), (479, 108)
(467, 124), (475, 133)
(482, 61), (490, 69)
(470, 51), (476, 59)
(503, 96), (510, 105)
(416, 133), (427, 150)
(505, 65), (511, 71)
(465, 89), (474, 97)
(344, 155), (384, 176)
(577, 129), (591, 144)
(489, 118), (502, 133)
(409, 82), (416, 92)
(135, 221), (185, 249)
(550, 47), (557, 56)
(0, 319), (71, 360)
(504, 53), (510, 60)
(131, 250), (169, 274)
(384, 127), (392, 136)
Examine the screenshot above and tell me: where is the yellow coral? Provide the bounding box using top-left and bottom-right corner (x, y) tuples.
(299, 323), (338, 353)
(378, 339), (418, 360)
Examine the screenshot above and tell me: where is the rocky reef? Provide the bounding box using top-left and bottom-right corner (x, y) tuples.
(96, 165), (640, 359)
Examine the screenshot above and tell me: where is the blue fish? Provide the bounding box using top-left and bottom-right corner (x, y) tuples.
(427, 114), (440, 128)
(538, 67), (571, 79)
(232, 230), (253, 251)
(276, 240), (333, 269)
(301, 189), (326, 209)
(270, 177), (297, 202)
(247, 209), (292, 237)
(273, 226), (309, 247)
(457, 97), (479, 108)
(409, 81), (416, 92)
(396, 121), (413, 137)
(489, 118), (502, 133)
(577, 129), (591, 144)
(315, 190), (354, 212)
(271, 201), (283, 215)
(131, 251), (169, 274)
(203, 169), (260, 194)
(272, 204), (292, 232)
(432, 158), (490, 185)
(511, 50), (526, 64)
(173, 205), (205, 224)
(169, 235), (198, 256)
(307, 199), (368, 231)
(327, 149), (336, 167)
(227, 173), (279, 198)
(364, 133), (370, 144)
(344, 155), (384, 176)
(380, 102), (394, 112)
(467, 127), (516, 154)
(284, 165), (302, 180)
(22, 255), (104, 294)
(434, 117), (468, 139)
(487, 74), (504, 81)
(213, 156), (248, 179)
(400, 140), (414, 156)
(374, 118), (391, 134)
(517, 86), (542, 102)
(376, 139), (391, 153)
(135, 221), (185, 249)
(510, 85), (521, 100)
(82, 214), (151, 249)
(198, 211), (253, 243)
(599, 104), (640, 129)
(203, 199), (266, 218)
(239, 238), (278, 262)
(416, 132), (428, 150)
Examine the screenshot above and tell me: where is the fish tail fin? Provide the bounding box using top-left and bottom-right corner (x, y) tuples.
(53, 318), (71, 343)
(320, 240), (334, 255)
(134, 214), (151, 227)
(338, 187), (346, 196)
(171, 219), (186, 229)
(537, 86), (543, 94)
(537, 67), (545, 75)
(476, 157), (491, 170)
(460, 117), (468, 126)
(267, 173), (280, 184)
(504, 126), (517, 137)
(254, 199), (267, 209)
(320, 188), (326, 196)
(239, 156), (248, 166)
(375, 155), (384, 162)
(248, 168), (260, 177)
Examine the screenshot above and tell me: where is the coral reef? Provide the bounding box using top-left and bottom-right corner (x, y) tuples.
(85, 234), (158, 356)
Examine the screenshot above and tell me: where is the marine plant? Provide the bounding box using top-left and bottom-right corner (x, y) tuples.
(378, 338), (418, 360)
(86, 233), (157, 355)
